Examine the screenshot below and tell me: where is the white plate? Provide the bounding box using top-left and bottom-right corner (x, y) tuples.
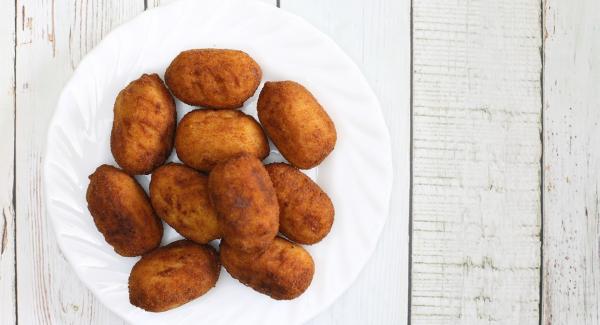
(44, 0), (393, 324)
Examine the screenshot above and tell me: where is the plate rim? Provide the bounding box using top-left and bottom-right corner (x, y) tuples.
(43, 0), (395, 323)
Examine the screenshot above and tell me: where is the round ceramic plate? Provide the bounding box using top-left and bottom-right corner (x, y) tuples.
(44, 0), (393, 324)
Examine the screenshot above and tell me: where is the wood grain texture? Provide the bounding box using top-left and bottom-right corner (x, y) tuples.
(412, 0), (542, 324)
(542, 1), (600, 324)
(279, 0), (410, 324)
(0, 0), (16, 324)
(15, 1), (144, 324)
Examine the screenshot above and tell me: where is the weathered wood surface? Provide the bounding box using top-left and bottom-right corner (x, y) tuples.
(14, 1), (144, 323)
(411, 0), (543, 323)
(8, 0), (600, 324)
(542, 0), (600, 324)
(0, 0), (16, 324)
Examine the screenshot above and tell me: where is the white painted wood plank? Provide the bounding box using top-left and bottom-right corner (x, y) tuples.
(542, 1), (600, 324)
(279, 1), (410, 324)
(412, 0), (542, 324)
(0, 0), (16, 324)
(15, 1), (145, 323)
(147, 0), (277, 9)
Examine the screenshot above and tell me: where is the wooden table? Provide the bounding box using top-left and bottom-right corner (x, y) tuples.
(0, 0), (597, 324)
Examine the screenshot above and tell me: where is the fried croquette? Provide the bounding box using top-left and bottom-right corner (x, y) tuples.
(150, 163), (220, 244)
(266, 163), (334, 244)
(257, 81), (337, 169)
(208, 155), (279, 254)
(175, 109), (269, 172)
(86, 164), (163, 256)
(111, 73), (176, 175)
(220, 237), (314, 300)
(129, 240), (221, 312)
(165, 49), (262, 109)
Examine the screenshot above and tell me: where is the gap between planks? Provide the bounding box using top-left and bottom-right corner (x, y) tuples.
(539, 1), (545, 325)
(409, 0), (415, 323)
